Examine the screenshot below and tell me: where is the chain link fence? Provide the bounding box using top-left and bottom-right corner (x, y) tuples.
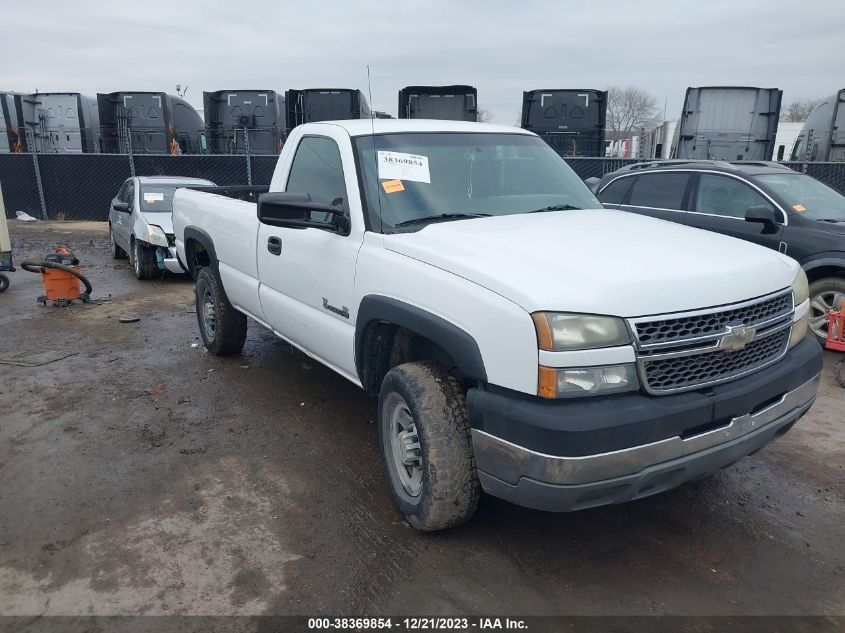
(3, 152), (845, 221)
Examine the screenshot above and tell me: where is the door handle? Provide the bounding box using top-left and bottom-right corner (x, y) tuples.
(267, 236), (282, 256)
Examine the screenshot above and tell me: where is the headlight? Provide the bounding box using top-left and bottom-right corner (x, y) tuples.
(532, 312), (631, 351)
(146, 224), (169, 247)
(538, 364), (639, 399)
(789, 269), (810, 348)
(791, 268), (809, 306)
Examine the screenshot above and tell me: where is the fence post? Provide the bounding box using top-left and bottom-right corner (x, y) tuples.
(127, 133), (136, 177)
(31, 152), (48, 220)
(244, 128), (252, 186)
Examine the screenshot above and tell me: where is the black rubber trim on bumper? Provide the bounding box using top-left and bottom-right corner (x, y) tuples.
(466, 337), (822, 457)
(478, 396), (813, 513)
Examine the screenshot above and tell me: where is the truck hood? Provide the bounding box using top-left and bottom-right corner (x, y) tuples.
(383, 210), (798, 317)
(141, 212), (173, 235)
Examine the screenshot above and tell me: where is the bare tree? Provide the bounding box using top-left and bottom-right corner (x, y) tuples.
(782, 98), (821, 122)
(606, 86), (659, 141)
(477, 108), (494, 123)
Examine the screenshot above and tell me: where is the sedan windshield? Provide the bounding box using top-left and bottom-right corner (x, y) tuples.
(755, 173), (845, 221)
(139, 184), (207, 212)
(353, 133), (601, 232)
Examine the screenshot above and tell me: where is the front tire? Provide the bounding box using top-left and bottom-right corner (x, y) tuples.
(378, 361), (480, 532)
(195, 267), (247, 355)
(110, 224), (127, 259)
(0, 273), (8, 293)
(131, 238), (156, 280)
(809, 277), (845, 343)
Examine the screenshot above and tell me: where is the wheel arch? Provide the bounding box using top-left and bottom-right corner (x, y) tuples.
(183, 227), (218, 279)
(802, 255), (845, 283)
(355, 295), (487, 397)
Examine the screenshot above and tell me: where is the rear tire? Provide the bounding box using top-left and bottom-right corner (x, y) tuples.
(0, 273), (8, 293)
(132, 238), (157, 280)
(809, 277), (845, 344)
(195, 267), (247, 355)
(110, 224), (127, 259)
(378, 361), (480, 532)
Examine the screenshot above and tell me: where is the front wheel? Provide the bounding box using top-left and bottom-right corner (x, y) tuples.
(378, 361), (480, 532)
(195, 267), (247, 355)
(809, 277), (845, 343)
(132, 239), (157, 280)
(0, 273), (8, 293)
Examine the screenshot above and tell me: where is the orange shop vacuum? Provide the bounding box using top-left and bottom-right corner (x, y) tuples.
(21, 247), (92, 306)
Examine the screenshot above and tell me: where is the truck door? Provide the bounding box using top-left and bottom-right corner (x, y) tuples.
(256, 132), (362, 381)
(684, 173), (784, 251)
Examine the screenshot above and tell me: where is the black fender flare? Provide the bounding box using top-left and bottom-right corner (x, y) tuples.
(182, 226), (218, 276)
(800, 253), (845, 275)
(355, 295), (487, 389)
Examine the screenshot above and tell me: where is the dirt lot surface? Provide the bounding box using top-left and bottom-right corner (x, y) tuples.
(0, 221), (843, 618)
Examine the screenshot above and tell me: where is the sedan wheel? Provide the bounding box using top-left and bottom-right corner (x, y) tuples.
(809, 282), (845, 342)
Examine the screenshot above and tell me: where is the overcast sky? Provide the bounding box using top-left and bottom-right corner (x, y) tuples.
(2, 0), (842, 124)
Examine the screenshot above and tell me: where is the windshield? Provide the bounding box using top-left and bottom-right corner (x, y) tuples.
(755, 173), (845, 221)
(353, 132), (601, 232)
(139, 184), (207, 212)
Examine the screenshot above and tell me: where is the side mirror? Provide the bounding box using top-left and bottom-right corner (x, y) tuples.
(745, 204), (779, 233)
(584, 177), (601, 195)
(112, 201), (130, 213)
(257, 192), (345, 231)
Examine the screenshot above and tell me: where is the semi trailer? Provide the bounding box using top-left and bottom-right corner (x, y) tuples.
(285, 89), (370, 128)
(0, 92), (26, 153)
(521, 89), (607, 156)
(671, 86), (782, 161)
(790, 89), (845, 162)
(204, 90), (286, 154)
(98, 92), (206, 154)
(398, 85), (478, 121)
(22, 92), (100, 153)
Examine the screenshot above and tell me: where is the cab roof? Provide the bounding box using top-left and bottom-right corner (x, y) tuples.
(136, 176), (214, 185)
(312, 119), (536, 137)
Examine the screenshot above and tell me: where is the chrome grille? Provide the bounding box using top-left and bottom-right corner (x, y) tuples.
(642, 330), (789, 392)
(630, 290), (794, 395)
(635, 292), (792, 345)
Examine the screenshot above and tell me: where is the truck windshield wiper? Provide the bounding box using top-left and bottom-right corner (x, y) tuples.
(528, 204), (582, 213)
(816, 218), (845, 223)
(394, 213), (491, 228)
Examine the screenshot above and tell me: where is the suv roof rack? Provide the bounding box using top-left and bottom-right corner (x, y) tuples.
(618, 159), (734, 172)
(729, 161), (792, 170)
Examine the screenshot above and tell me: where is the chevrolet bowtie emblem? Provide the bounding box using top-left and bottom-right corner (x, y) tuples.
(718, 324), (756, 351)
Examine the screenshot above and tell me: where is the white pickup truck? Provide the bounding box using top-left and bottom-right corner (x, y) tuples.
(173, 120), (822, 531)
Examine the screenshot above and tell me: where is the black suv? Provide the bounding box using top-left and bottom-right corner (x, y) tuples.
(592, 160), (845, 343)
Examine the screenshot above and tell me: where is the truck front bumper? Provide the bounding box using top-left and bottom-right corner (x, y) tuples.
(162, 246), (186, 274)
(467, 337), (822, 512)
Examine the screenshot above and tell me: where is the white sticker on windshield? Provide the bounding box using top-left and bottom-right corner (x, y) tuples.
(144, 192), (164, 203)
(377, 151), (430, 183)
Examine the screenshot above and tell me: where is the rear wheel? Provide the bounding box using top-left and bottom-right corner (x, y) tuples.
(131, 238), (156, 280)
(110, 224), (127, 259)
(195, 267), (247, 355)
(0, 273), (8, 293)
(378, 361), (480, 532)
(809, 277), (845, 343)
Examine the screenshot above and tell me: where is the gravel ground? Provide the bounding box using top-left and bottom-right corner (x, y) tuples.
(0, 221), (843, 618)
